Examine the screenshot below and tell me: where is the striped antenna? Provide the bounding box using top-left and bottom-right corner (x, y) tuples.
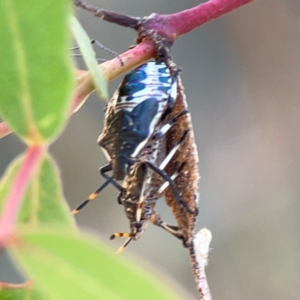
(71, 39), (118, 57)
(70, 53), (107, 63)
(71, 39), (123, 65)
(90, 39), (120, 58)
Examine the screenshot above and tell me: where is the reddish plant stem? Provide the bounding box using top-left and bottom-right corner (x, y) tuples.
(2, 1), (254, 138)
(165, 0), (254, 39)
(71, 40), (155, 112)
(0, 122), (12, 139)
(0, 280), (32, 289)
(0, 146), (45, 246)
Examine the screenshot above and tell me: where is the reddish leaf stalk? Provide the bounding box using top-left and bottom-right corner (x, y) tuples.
(71, 40), (155, 112)
(0, 146), (45, 246)
(0, 122), (12, 139)
(0, 280), (32, 289)
(1, 0), (254, 138)
(73, 0), (254, 106)
(161, 0), (254, 39)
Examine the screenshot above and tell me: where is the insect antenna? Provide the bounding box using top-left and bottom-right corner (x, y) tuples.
(90, 39), (120, 58)
(71, 39), (118, 56)
(70, 53), (107, 63)
(72, 176), (115, 214)
(71, 39), (123, 65)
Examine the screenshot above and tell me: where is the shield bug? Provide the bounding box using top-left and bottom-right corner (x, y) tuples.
(72, 61), (180, 214)
(98, 61), (178, 181)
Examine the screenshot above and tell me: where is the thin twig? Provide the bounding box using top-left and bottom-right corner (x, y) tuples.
(147, 0), (254, 39)
(75, 0), (254, 45)
(73, 0), (140, 29)
(189, 228), (212, 300)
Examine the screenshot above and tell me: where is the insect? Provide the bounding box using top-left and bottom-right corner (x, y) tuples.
(72, 106), (191, 214)
(110, 128), (191, 252)
(73, 61), (181, 214)
(110, 74), (200, 252)
(98, 61), (178, 181)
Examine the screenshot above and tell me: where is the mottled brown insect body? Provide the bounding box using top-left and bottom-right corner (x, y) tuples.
(113, 109), (192, 251)
(165, 76), (200, 247)
(119, 137), (166, 240)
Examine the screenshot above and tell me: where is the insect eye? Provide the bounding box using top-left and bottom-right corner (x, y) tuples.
(135, 222), (142, 229)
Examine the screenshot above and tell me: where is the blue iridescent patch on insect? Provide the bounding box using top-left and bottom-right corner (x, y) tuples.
(159, 76), (170, 84)
(119, 82), (146, 98)
(158, 66), (169, 74)
(125, 95), (134, 101)
(158, 85), (170, 94)
(125, 69), (147, 83)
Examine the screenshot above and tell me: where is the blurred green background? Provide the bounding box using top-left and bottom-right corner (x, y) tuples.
(1, 0), (300, 299)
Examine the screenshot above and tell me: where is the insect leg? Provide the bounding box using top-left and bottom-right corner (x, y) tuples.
(159, 129), (190, 170)
(99, 163), (123, 191)
(152, 110), (189, 140)
(143, 130), (191, 213)
(151, 212), (186, 244)
(72, 176), (114, 214)
(110, 233), (133, 253)
(116, 238), (132, 254)
(110, 232), (133, 240)
(157, 162), (187, 195)
(163, 67), (181, 111)
(144, 161), (193, 214)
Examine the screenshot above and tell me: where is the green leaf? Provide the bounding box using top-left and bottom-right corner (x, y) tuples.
(70, 16), (108, 100)
(19, 154), (74, 228)
(0, 157), (21, 210)
(11, 230), (182, 300)
(0, 0), (73, 143)
(0, 284), (48, 300)
(0, 153), (74, 229)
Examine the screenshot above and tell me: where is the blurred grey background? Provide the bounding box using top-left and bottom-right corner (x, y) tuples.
(1, 0), (300, 299)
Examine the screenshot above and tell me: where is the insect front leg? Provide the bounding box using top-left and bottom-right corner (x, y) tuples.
(72, 176), (115, 214)
(99, 163), (123, 192)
